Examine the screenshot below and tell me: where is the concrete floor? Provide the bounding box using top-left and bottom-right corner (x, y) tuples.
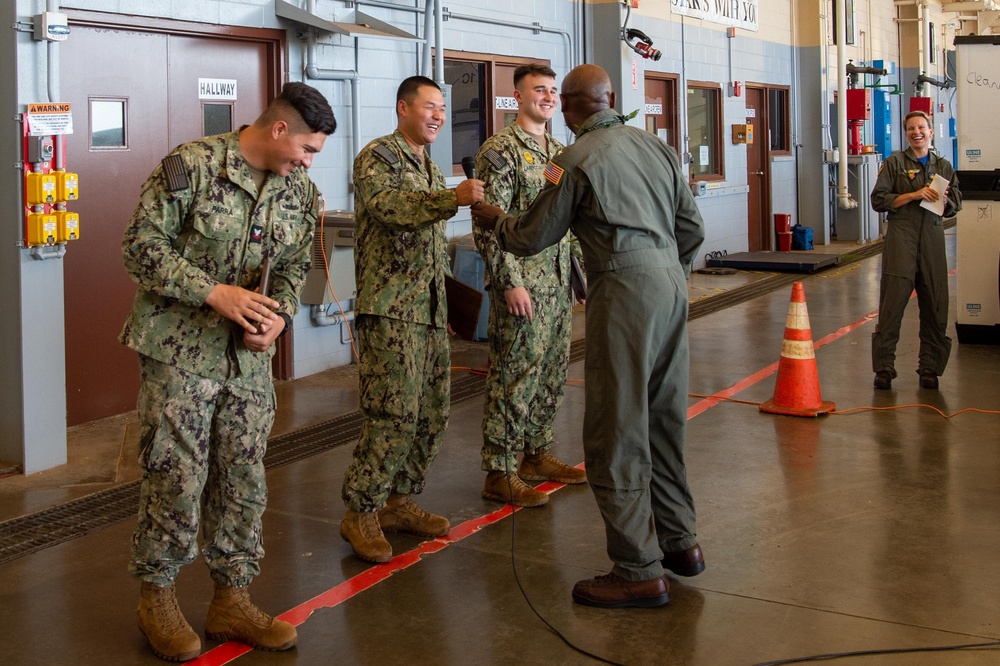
(1, 236), (999, 665)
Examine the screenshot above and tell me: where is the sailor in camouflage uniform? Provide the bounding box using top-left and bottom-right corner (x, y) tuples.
(473, 64), (587, 508)
(340, 76), (484, 563)
(120, 83), (335, 661)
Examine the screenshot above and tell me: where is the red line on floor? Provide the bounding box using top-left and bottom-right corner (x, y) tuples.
(193, 275), (935, 663)
(188, 479), (566, 665)
(686, 308), (880, 420)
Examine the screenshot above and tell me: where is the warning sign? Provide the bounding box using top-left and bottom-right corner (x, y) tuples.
(27, 102), (73, 136)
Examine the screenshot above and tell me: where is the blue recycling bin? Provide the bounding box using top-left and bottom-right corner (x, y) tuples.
(451, 247), (490, 341)
(792, 225), (814, 251)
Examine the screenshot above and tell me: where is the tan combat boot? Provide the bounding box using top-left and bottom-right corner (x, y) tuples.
(379, 494), (451, 537)
(204, 585), (297, 651)
(482, 471), (549, 507)
(519, 451), (587, 484)
(340, 509), (392, 563)
(137, 582), (201, 662)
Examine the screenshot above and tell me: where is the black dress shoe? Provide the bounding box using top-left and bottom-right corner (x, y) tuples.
(572, 572), (670, 608)
(919, 372), (939, 389)
(873, 371), (893, 390)
(662, 543), (705, 577)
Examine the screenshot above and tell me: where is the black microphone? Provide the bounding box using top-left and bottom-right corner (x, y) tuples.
(461, 156), (476, 179)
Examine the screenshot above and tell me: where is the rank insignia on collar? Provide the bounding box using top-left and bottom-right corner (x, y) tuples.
(544, 161), (564, 186)
(250, 224), (264, 244)
(524, 151), (534, 164)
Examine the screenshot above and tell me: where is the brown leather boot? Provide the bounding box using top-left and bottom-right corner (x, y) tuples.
(482, 471), (549, 507)
(204, 585), (297, 651)
(137, 582), (201, 662)
(379, 494), (450, 537)
(340, 509), (392, 563)
(519, 451), (587, 484)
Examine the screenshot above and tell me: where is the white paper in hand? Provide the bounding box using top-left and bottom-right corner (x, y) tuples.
(919, 174), (949, 216)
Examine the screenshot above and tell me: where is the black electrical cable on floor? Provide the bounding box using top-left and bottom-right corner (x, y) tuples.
(484, 257), (627, 666)
(753, 640), (1000, 666)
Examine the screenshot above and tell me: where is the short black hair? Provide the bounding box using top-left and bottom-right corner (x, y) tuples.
(396, 76), (441, 105)
(261, 82), (337, 135)
(513, 63), (557, 89)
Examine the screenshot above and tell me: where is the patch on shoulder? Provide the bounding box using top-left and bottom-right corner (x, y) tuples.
(483, 148), (508, 171)
(543, 160), (565, 186)
(161, 154), (189, 192)
(372, 143), (399, 166)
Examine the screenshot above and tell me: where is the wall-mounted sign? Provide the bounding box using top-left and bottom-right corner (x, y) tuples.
(646, 104), (663, 115)
(27, 102), (73, 135)
(198, 78), (238, 100)
(670, 0), (758, 33)
(495, 96), (518, 110)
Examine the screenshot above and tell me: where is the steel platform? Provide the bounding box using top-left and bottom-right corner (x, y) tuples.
(706, 251), (840, 273)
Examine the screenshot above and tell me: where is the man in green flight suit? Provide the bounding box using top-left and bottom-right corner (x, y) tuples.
(341, 76), (484, 563)
(474, 63), (587, 508)
(121, 82), (336, 660)
(473, 64), (706, 609)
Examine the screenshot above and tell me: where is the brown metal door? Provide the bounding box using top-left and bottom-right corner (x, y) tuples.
(643, 75), (679, 154)
(746, 86), (770, 251)
(61, 26), (171, 424)
(166, 35), (270, 147)
(61, 22), (278, 425)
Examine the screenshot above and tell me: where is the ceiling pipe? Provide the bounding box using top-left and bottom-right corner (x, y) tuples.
(46, 0), (60, 103)
(421, 0), (433, 77)
(836, 0), (857, 210)
(434, 0), (444, 85)
(303, 0), (362, 187)
(441, 7), (576, 72)
(918, 0), (929, 96)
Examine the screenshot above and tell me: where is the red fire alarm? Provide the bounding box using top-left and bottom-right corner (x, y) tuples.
(730, 81), (742, 97)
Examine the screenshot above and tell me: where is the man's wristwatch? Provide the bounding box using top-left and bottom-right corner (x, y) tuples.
(278, 312), (293, 336)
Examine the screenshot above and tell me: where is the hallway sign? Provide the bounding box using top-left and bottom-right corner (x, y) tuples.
(198, 78), (238, 100)
(670, 0), (758, 32)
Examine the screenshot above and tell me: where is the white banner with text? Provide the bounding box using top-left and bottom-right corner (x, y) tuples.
(670, 0), (759, 32)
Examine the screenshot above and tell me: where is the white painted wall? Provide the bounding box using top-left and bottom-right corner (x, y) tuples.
(4, 0), (968, 469)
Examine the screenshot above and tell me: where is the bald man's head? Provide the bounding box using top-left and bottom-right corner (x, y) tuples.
(561, 64), (612, 105)
(560, 64), (616, 132)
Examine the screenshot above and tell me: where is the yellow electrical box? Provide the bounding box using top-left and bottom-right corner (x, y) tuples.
(26, 172), (57, 205)
(732, 124), (754, 144)
(27, 213), (58, 246)
(56, 171), (79, 201)
(56, 211), (80, 242)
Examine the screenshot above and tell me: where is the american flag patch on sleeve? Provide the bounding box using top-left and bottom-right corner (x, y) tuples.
(543, 161), (565, 186)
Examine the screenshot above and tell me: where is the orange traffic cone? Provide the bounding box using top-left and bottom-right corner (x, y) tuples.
(759, 282), (835, 417)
